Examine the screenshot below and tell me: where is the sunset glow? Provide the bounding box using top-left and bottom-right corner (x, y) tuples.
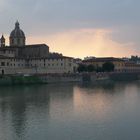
(26, 28), (137, 58)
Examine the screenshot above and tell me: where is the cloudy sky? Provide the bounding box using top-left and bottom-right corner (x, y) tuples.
(1, 0), (140, 58)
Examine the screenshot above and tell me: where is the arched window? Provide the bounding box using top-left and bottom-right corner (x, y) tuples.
(17, 38), (20, 44)
(11, 39), (14, 44)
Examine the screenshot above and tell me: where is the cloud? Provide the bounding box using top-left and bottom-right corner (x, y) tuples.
(26, 28), (139, 58)
(1, 0), (140, 58)
(1, 0), (140, 32)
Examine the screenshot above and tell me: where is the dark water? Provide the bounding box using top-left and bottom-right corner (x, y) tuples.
(1, 81), (140, 140)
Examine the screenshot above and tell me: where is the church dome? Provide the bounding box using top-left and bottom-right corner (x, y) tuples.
(10, 21), (25, 38)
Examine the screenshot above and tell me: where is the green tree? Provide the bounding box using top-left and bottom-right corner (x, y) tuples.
(96, 66), (103, 72)
(87, 64), (95, 72)
(131, 55), (140, 62)
(77, 64), (87, 73)
(102, 62), (114, 72)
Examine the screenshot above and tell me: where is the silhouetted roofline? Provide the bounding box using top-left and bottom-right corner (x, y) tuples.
(83, 57), (124, 62)
(0, 44), (49, 49)
(0, 55), (73, 60)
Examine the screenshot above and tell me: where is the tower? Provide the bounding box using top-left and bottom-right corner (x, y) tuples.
(9, 21), (26, 47)
(0, 35), (5, 47)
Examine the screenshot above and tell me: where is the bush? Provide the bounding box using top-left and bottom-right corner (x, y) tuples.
(77, 64), (95, 73)
(102, 62), (114, 72)
(87, 64), (95, 72)
(77, 64), (87, 73)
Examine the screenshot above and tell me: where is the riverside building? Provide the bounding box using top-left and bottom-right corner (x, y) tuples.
(83, 57), (140, 72)
(0, 22), (76, 74)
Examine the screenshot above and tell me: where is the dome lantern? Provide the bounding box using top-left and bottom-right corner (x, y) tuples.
(15, 21), (20, 29)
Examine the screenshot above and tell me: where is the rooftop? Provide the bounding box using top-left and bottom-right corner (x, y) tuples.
(83, 57), (124, 62)
(0, 44), (49, 50)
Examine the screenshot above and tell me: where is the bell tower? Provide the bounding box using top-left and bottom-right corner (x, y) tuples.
(0, 35), (5, 47)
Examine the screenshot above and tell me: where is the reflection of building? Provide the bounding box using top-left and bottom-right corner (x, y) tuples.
(0, 22), (76, 74)
(0, 85), (51, 139)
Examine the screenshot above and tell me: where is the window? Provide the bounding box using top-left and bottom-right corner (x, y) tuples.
(1, 62), (5, 66)
(17, 38), (20, 44)
(12, 39), (14, 44)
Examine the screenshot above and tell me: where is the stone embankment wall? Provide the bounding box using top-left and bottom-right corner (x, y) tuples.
(82, 72), (109, 82)
(109, 72), (140, 81)
(37, 73), (82, 84)
(1, 72), (139, 86)
(37, 73), (109, 83)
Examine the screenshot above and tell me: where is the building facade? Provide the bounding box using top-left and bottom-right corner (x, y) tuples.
(83, 57), (140, 72)
(83, 57), (125, 72)
(0, 56), (75, 74)
(0, 22), (76, 74)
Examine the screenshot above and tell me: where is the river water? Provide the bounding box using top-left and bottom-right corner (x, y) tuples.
(0, 81), (140, 140)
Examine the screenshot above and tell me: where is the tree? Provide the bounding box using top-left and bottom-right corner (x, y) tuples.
(102, 62), (114, 72)
(131, 55), (140, 62)
(77, 64), (87, 73)
(96, 66), (103, 72)
(87, 64), (95, 72)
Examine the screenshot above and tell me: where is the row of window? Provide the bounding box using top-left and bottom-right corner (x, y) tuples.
(11, 39), (24, 44)
(1, 62), (24, 67)
(3, 59), (71, 62)
(0, 62), (73, 67)
(29, 59), (68, 62)
(1, 50), (14, 54)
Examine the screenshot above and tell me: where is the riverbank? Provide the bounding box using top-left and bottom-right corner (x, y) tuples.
(0, 72), (140, 86)
(0, 75), (44, 86)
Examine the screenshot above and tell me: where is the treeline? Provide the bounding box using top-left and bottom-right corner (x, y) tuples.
(77, 62), (114, 73)
(130, 55), (140, 62)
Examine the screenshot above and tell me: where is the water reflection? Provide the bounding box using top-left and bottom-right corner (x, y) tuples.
(0, 82), (140, 140)
(0, 85), (51, 139)
(74, 81), (140, 118)
(0, 84), (74, 140)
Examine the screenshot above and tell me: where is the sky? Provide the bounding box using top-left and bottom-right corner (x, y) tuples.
(1, 0), (140, 58)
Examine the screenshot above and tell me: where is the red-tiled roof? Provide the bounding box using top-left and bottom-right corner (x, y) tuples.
(83, 57), (124, 62)
(0, 44), (49, 50)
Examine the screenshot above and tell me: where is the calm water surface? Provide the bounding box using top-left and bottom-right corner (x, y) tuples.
(1, 81), (140, 140)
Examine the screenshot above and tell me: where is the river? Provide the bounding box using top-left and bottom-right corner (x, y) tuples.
(0, 81), (140, 140)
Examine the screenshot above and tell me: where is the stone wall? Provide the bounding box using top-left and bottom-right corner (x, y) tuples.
(16, 44), (49, 58)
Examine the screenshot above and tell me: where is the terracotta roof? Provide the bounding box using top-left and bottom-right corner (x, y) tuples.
(0, 44), (49, 50)
(83, 57), (124, 62)
(0, 55), (73, 60)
